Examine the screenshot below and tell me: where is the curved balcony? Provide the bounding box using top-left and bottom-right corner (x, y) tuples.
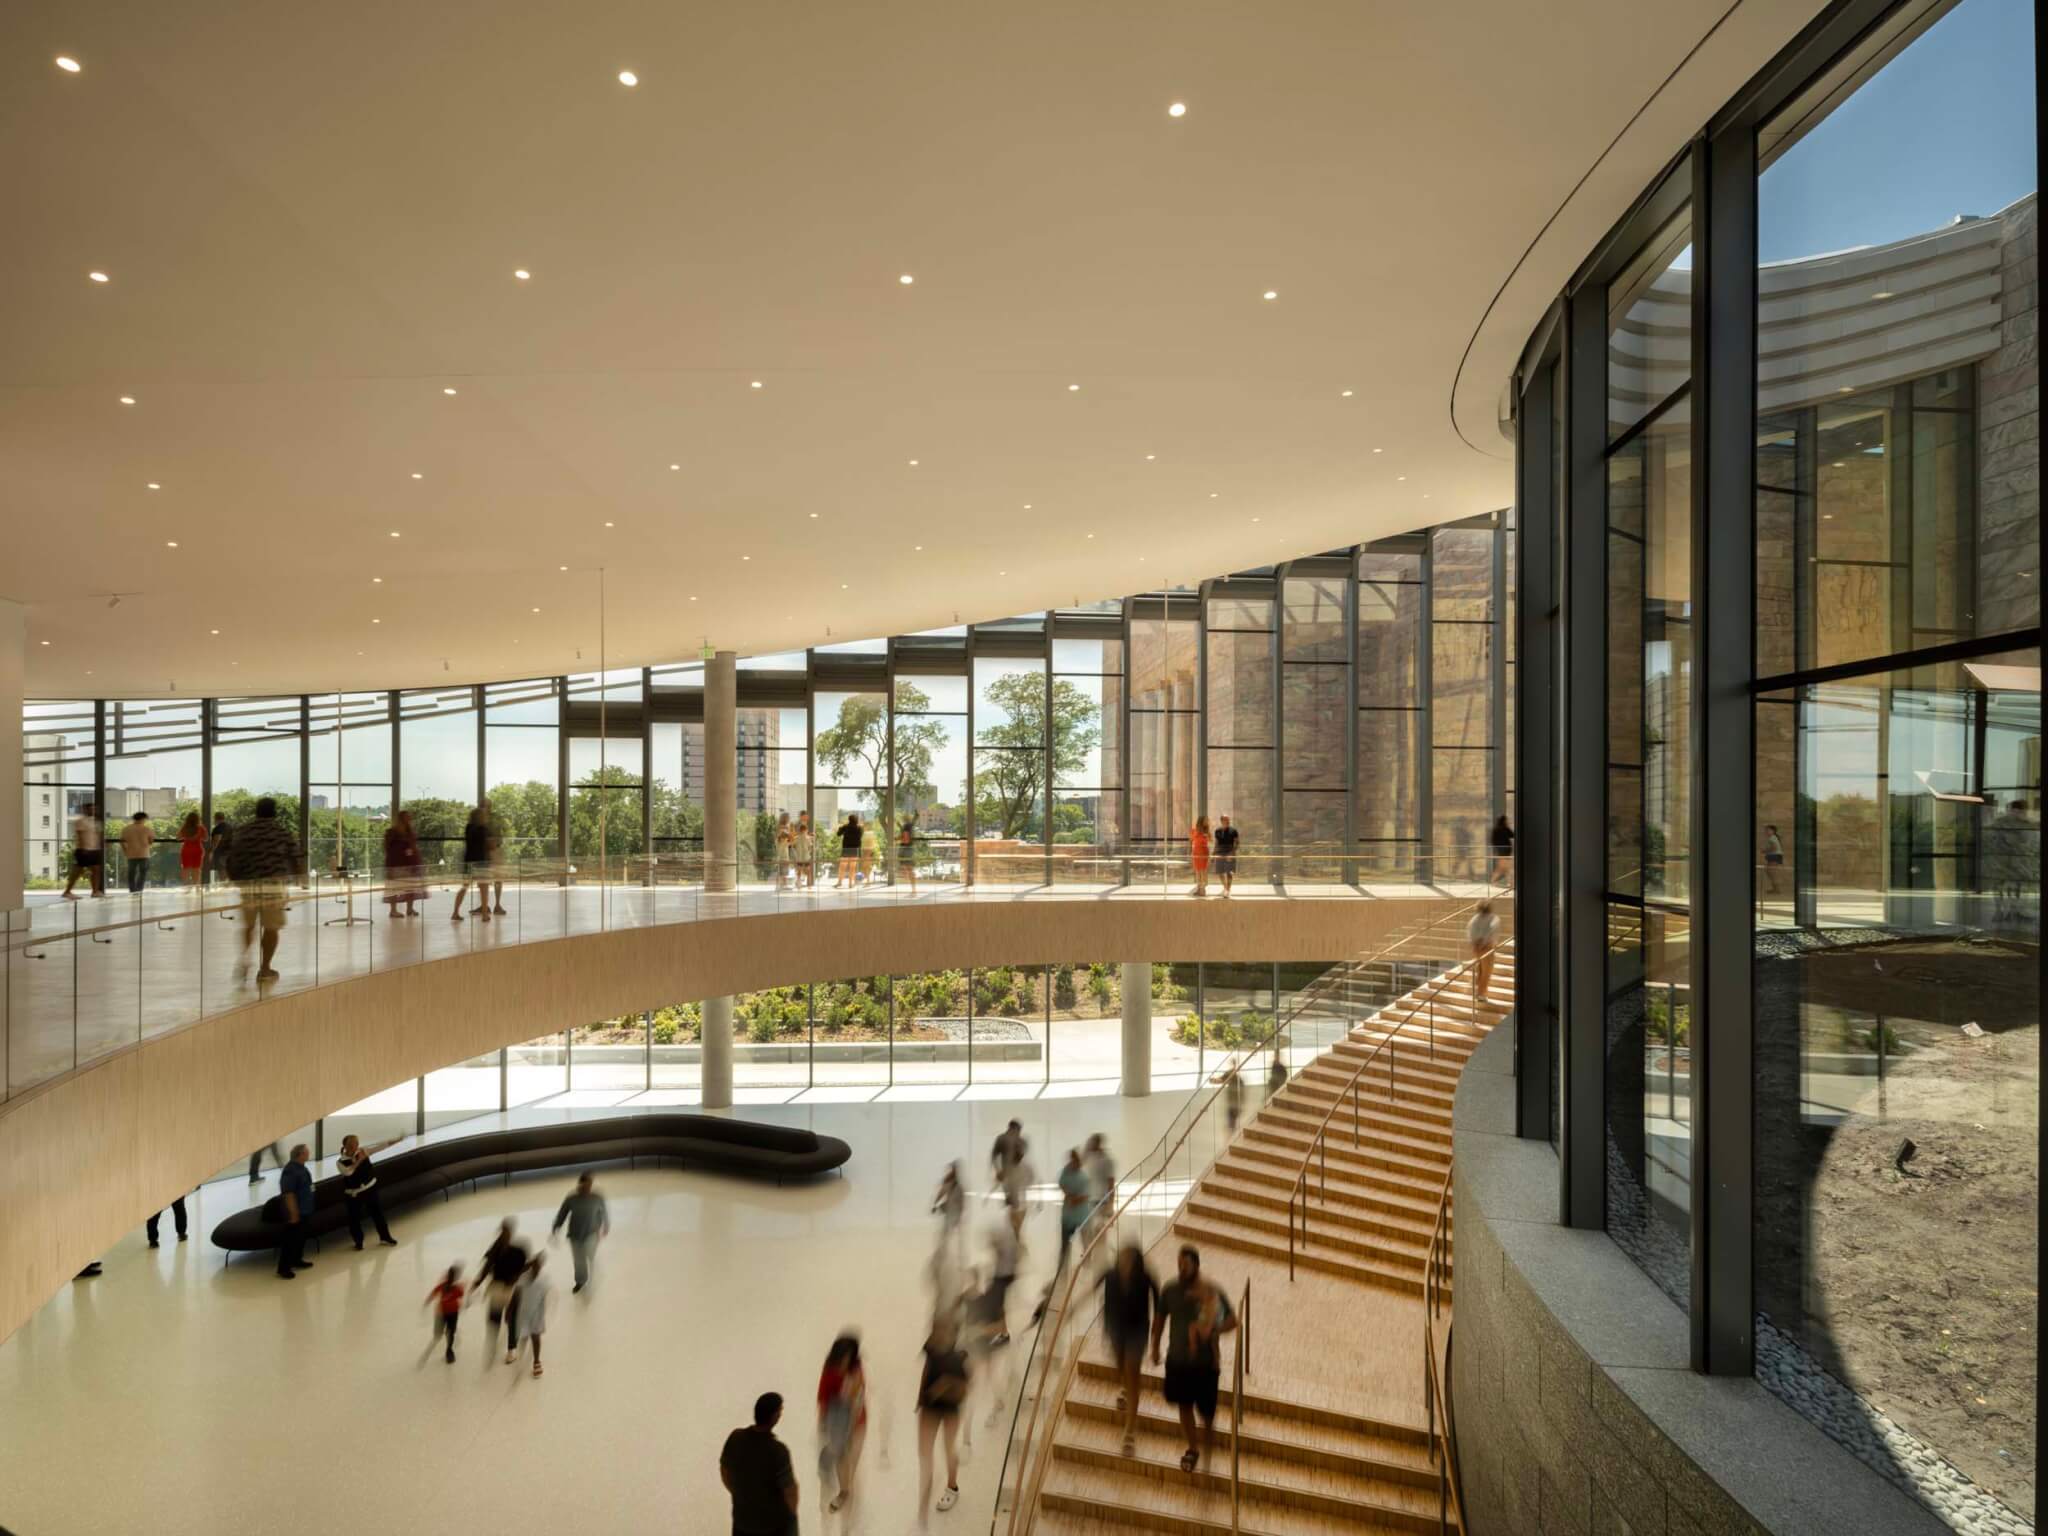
(0, 849), (1502, 1342)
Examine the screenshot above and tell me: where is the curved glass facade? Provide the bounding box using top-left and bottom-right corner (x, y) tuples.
(1514, 0), (2038, 1524)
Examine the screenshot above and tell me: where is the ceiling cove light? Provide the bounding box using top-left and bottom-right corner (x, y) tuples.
(617, 70), (638, 87)
(1167, 101), (1186, 118)
(88, 271), (109, 283)
(55, 56), (81, 73)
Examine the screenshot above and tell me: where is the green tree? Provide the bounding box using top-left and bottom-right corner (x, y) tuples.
(813, 682), (947, 832)
(973, 674), (1100, 839)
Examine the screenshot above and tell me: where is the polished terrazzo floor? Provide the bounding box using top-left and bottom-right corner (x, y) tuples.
(0, 1090), (1193, 1536)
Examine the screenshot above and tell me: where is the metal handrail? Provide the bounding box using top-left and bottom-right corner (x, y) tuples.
(997, 881), (1513, 1535)
(1230, 1277), (1252, 1533)
(1284, 905), (1500, 1278)
(1422, 1167), (1469, 1534)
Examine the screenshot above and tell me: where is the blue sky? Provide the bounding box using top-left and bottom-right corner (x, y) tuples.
(1761, 0), (2036, 262)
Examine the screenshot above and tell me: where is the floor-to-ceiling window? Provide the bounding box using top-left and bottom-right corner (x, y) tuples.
(306, 693), (390, 881)
(1051, 620), (1123, 883)
(398, 687), (477, 875)
(1603, 205), (1697, 1309)
(972, 646), (1052, 885)
(1749, 0), (2038, 1513)
(1357, 542), (1425, 880)
(1205, 582), (1275, 870)
(891, 661), (966, 886)
(485, 678), (561, 867)
(1282, 567), (1350, 880)
(1130, 598), (1199, 879)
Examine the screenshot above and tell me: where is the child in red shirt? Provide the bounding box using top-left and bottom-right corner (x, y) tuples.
(425, 1265), (465, 1363)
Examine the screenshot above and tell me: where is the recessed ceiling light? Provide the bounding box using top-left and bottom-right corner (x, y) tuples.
(1067, 383), (1080, 392)
(389, 530), (401, 538)
(442, 387), (457, 396)
(531, 607), (541, 614)
(750, 380), (763, 389)
(119, 396), (135, 406)
(689, 595), (698, 601)
(55, 56), (81, 73)
(88, 271), (109, 283)
(618, 70), (638, 87)
(1209, 492), (1218, 498)
(1023, 504), (1033, 510)
(1086, 533), (1095, 539)
(40, 639), (52, 646)
(1263, 290), (1278, 301)
(914, 545), (923, 551)
(998, 570), (1007, 576)
(410, 472), (423, 480)
(146, 482), (161, 490)
(840, 583), (849, 590)
(604, 520), (614, 528)
(1145, 454), (1156, 461)
(909, 459), (919, 466)
(670, 463), (680, 471)
(1252, 517), (1261, 524)
(1396, 475), (1406, 482)
(1341, 390), (1355, 398)
(1167, 102), (1186, 118)
(559, 565), (569, 572)
(1372, 447), (1382, 454)
(899, 274), (915, 286)
(808, 512), (819, 519)
(165, 540), (178, 548)
(742, 555), (751, 561)
(514, 269), (531, 281)
(209, 629), (220, 636)
(372, 576), (382, 584)
(371, 618), (381, 625)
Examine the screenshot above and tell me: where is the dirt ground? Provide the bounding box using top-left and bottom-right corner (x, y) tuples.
(1781, 940), (2038, 1519)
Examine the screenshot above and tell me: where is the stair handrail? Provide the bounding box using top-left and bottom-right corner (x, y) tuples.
(1230, 1276), (1252, 1533)
(992, 893), (1496, 1535)
(1284, 903), (1509, 1279)
(1422, 1166), (1469, 1534)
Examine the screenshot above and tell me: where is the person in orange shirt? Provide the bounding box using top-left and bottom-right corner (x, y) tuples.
(1189, 817), (1212, 897)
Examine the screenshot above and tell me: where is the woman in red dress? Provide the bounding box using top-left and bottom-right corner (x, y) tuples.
(176, 811), (206, 890)
(1190, 816), (1212, 897)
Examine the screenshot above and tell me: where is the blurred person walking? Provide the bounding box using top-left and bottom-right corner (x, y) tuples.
(206, 811), (232, 888)
(1761, 823), (1785, 899)
(423, 1263), (465, 1363)
(793, 812), (816, 890)
(119, 811), (154, 893)
(775, 810), (794, 889)
(1490, 814), (1515, 889)
(931, 1161), (966, 1262)
(1189, 816), (1212, 897)
(1150, 1244), (1237, 1473)
(451, 803), (493, 922)
(511, 1251), (553, 1377)
(472, 1217), (530, 1363)
(859, 818), (879, 884)
(230, 797), (300, 984)
(1225, 1066), (1245, 1135)
(1212, 814), (1240, 896)
(1082, 1133), (1117, 1232)
(335, 1132), (400, 1250)
(176, 811), (205, 891)
(816, 1332), (869, 1516)
(1103, 1244), (1161, 1456)
(551, 1170), (610, 1292)
(275, 1143), (315, 1280)
(722, 1392), (800, 1536)
(247, 1140), (284, 1183)
(61, 800), (103, 898)
(381, 809), (424, 917)
(915, 1315), (970, 1525)
(991, 1119), (1030, 1235)
(897, 808), (919, 892)
(1030, 1147), (1093, 1325)
(835, 814), (862, 887)
(1468, 899), (1502, 1004)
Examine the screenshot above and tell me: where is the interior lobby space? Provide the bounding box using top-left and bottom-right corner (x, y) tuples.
(1, 0), (2039, 1534)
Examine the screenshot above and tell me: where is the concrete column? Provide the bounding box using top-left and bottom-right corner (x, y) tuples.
(701, 994), (734, 1109)
(705, 649), (736, 893)
(0, 600), (23, 911)
(1120, 962), (1152, 1097)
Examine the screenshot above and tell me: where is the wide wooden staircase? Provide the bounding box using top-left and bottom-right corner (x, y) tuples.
(1021, 943), (1513, 1535)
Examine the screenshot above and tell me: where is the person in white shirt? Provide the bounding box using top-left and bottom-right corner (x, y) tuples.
(1468, 901), (1503, 1004)
(62, 802), (104, 898)
(118, 812), (154, 894)
(512, 1252), (554, 1377)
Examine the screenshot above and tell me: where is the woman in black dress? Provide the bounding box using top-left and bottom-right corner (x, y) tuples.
(915, 1314), (970, 1525)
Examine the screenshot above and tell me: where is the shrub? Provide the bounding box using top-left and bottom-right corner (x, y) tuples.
(1053, 966), (1077, 1010)
(1151, 962), (1186, 1004)
(1086, 963), (1117, 1010)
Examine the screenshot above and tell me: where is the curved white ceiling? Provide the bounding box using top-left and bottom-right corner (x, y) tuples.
(2, 0), (1824, 697)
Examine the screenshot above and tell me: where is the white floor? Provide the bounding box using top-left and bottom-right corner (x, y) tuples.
(0, 1089), (1191, 1536)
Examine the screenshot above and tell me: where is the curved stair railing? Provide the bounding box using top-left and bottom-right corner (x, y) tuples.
(1424, 1167), (1470, 1534)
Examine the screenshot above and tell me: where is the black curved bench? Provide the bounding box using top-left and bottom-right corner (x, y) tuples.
(210, 1113), (851, 1252)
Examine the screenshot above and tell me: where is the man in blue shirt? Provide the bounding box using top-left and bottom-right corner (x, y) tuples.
(277, 1143), (315, 1279)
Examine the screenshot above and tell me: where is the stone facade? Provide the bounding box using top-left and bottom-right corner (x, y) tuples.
(1978, 197), (2040, 638)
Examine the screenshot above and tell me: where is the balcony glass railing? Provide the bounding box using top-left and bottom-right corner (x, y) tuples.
(2, 840), (1514, 1104)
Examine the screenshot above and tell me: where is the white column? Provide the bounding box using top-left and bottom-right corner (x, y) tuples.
(0, 600), (23, 911)
(705, 649), (736, 893)
(701, 649), (737, 1108)
(701, 994), (734, 1110)
(1120, 962), (1152, 1097)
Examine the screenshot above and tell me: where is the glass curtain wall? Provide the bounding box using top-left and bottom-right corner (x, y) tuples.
(398, 687), (478, 874)
(813, 691), (887, 886)
(1130, 602), (1199, 871)
(1518, 1), (2039, 1527)
(1283, 569), (1350, 878)
(485, 679), (561, 865)
(1432, 525), (1502, 884)
(973, 648), (1053, 885)
(1206, 585), (1276, 863)
(892, 670), (966, 886)
(105, 698), (203, 890)
(1357, 544), (1426, 879)
(1051, 628), (1123, 882)
(1749, 0), (2039, 1515)
(306, 693), (391, 880)
(21, 700), (97, 890)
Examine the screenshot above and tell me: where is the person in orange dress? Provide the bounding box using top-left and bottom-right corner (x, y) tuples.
(1190, 817), (1212, 897)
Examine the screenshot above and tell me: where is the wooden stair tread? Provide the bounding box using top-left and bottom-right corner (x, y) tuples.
(1061, 1373), (1435, 1474)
